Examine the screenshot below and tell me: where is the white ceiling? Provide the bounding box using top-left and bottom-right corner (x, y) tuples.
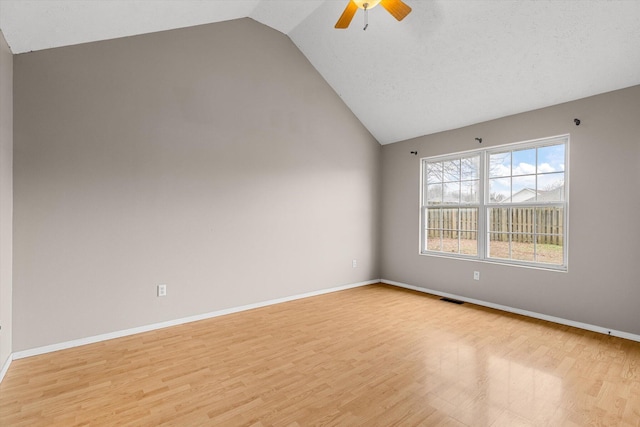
(1, 0), (639, 144)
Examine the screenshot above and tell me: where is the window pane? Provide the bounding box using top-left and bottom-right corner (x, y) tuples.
(427, 183), (442, 204)
(425, 207), (481, 256)
(461, 180), (479, 203)
(537, 172), (565, 201)
(538, 144), (565, 173)
(443, 160), (460, 182)
(536, 207), (563, 236)
(511, 207), (535, 235)
(489, 152), (511, 178)
(536, 237), (564, 265)
(460, 232), (478, 255)
(426, 231), (442, 251)
(512, 148), (536, 176)
(442, 237), (459, 254)
(443, 182), (460, 204)
(536, 205), (564, 265)
(461, 156), (479, 180)
(512, 176), (536, 201)
(489, 178), (510, 202)
(459, 208), (478, 232)
(488, 208), (509, 233)
(488, 233), (510, 259)
(426, 208), (441, 229)
(511, 235), (535, 261)
(442, 208), (459, 233)
(426, 162), (443, 184)
(536, 233), (563, 246)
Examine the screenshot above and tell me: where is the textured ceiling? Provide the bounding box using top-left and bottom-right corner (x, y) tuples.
(1, 0), (639, 144)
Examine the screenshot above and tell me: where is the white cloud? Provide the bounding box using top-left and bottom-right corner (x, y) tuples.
(490, 163), (510, 177)
(513, 162), (536, 175)
(537, 162), (557, 173)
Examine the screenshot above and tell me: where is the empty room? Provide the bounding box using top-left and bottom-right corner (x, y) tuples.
(1, 1), (639, 425)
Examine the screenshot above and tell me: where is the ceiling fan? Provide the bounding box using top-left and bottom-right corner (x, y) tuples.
(335, 0), (412, 30)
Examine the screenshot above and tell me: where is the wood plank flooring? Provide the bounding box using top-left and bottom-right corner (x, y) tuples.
(1, 284), (639, 426)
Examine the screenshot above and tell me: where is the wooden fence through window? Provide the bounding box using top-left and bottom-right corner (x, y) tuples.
(426, 207), (563, 245)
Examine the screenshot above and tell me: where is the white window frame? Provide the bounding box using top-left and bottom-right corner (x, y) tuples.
(420, 135), (569, 271)
(420, 152), (481, 258)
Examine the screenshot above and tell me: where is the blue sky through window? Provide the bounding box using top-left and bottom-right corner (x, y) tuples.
(489, 143), (565, 201)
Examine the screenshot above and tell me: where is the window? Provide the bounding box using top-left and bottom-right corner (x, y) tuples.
(421, 136), (568, 270)
(423, 153), (480, 256)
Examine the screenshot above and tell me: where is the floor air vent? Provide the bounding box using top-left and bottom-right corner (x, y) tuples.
(440, 297), (464, 305)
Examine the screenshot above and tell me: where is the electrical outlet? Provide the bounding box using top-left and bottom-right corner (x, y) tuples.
(352, 259), (357, 268)
(157, 284), (167, 297)
(473, 271), (480, 281)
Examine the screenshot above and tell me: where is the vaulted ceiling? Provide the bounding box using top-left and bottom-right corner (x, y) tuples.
(1, 0), (639, 144)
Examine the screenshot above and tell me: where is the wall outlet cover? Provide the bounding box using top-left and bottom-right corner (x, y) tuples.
(157, 284), (167, 297)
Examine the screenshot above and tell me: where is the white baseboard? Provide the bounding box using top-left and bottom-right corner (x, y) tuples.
(12, 279), (380, 361)
(382, 279), (640, 343)
(0, 354), (12, 383)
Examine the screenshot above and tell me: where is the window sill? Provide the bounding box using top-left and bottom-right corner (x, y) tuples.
(419, 251), (568, 272)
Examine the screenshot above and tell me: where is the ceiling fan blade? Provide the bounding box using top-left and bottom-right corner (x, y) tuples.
(335, 1), (358, 29)
(380, 0), (412, 21)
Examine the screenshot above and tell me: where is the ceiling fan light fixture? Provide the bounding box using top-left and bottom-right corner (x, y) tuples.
(335, 0), (411, 29)
(353, 0), (382, 10)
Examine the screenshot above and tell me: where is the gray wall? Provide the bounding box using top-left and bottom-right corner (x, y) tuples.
(13, 19), (381, 351)
(0, 30), (13, 366)
(381, 85), (640, 336)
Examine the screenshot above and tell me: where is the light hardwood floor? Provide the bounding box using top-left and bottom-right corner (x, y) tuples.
(1, 284), (639, 426)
